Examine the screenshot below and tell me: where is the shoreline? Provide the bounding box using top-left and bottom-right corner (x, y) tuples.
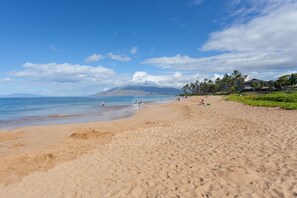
(0, 96), (296, 197)
(0, 98), (183, 161)
(0, 104), (137, 131)
(0, 95), (175, 130)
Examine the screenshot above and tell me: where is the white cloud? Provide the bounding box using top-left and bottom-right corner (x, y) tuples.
(143, 0), (297, 77)
(85, 52), (131, 62)
(0, 78), (11, 83)
(202, 2), (297, 52)
(246, 70), (297, 80)
(7, 63), (229, 95)
(143, 54), (198, 69)
(85, 54), (104, 63)
(130, 46), (138, 55)
(12, 63), (115, 83)
(143, 51), (294, 72)
(131, 71), (201, 88)
(107, 53), (131, 62)
(227, 0), (295, 19)
(129, 71), (230, 87)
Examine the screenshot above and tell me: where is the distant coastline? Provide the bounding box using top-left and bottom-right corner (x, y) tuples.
(0, 93), (47, 98)
(92, 86), (182, 96)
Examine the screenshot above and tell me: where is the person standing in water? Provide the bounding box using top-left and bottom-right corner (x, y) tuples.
(102, 101), (105, 106)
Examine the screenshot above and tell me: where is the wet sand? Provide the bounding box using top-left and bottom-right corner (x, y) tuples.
(0, 96), (296, 197)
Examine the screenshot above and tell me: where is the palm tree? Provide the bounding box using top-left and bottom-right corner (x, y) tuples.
(215, 77), (222, 92)
(182, 71), (297, 95)
(194, 80), (200, 94)
(190, 83), (195, 94)
(221, 74), (232, 93)
(231, 70), (247, 92)
(182, 84), (190, 95)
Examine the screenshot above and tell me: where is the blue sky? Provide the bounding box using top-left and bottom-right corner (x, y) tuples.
(0, 0), (297, 96)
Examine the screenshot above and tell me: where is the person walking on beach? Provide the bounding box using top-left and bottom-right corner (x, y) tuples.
(102, 101), (105, 106)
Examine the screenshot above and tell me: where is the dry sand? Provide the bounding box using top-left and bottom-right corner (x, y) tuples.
(0, 96), (296, 197)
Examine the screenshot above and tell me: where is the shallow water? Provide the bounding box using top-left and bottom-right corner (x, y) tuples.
(0, 95), (174, 129)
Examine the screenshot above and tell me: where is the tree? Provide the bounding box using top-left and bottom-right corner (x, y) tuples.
(277, 74), (290, 88)
(274, 81), (282, 90)
(251, 82), (258, 92)
(190, 83), (196, 94)
(194, 80), (200, 94)
(208, 84), (217, 94)
(276, 74), (297, 90)
(231, 70), (247, 92)
(182, 71), (296, 95)
(289, 73), (297, 86)
(267, 80), (275, 91)
(182, 84), (190, 94)
(221, 74), (232, 93)
(199, 80), (209, 94)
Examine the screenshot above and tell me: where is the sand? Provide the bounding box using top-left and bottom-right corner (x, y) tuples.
(0, 96), (296, 197)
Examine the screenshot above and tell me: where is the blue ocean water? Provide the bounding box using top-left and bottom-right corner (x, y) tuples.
(0, 96), (174, 129)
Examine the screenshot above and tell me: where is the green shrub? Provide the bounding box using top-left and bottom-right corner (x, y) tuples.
(226, 92), (297, 110)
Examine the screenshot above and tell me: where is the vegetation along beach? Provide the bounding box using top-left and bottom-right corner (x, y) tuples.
(1, 0), (297, 197)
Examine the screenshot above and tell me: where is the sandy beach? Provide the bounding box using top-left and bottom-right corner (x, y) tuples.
(0, 96), (296, 198)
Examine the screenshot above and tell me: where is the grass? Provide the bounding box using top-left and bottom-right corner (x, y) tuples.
(226, 92), (297, 110)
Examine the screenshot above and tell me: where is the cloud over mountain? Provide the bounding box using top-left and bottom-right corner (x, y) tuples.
(131, 71), (201, 87)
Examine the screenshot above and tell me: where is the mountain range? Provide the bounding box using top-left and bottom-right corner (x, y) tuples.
(92, 86), (181, 96)
(0, 93), (45, 98)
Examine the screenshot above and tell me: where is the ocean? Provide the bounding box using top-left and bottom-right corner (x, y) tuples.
(0, 95), (174, 129)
